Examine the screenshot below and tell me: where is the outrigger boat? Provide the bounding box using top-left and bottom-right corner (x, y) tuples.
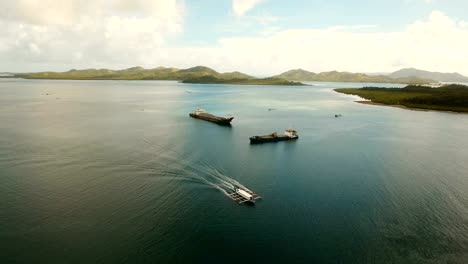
(227, 187), (261, 204)
(250, 129), (298, 144)
(189, 109), (234, 126)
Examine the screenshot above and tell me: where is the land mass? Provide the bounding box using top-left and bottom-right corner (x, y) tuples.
(15, 66), (307, 86)
(13, 66), (468, 86)
(389, 68), (468, 83)
(181, 76), (306, 86)
(274, 69), (434, 84)
(335, 84), (468, 113)
(0, 72), (15, 78)
(16, 66), (254, 81)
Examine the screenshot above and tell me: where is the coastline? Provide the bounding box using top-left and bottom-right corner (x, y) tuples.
(355, 100), (467, 114)
(12, 76), (308, 86)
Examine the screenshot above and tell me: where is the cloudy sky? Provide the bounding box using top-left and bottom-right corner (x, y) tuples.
(1, 0), (468, 75)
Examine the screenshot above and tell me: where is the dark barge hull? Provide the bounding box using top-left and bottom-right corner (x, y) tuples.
(249, 135), (298, 144)
(189, 113), (234, 126)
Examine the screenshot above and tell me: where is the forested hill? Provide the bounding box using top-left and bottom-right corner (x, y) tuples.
(274, 69), (434, 84)
(16, 66), (254, 81)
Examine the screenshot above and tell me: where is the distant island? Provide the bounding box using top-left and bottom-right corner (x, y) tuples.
(15, 66), (254, 81)
(181, 76), (306, 86)
(273, 69), (434, 84)
(388, 68), (468, 83)
(9, 66), (468, 85)
(10, 66), (468, 85)
(14, 66), (306, 86)
(0, 73), (15, 78)
(335, 84), (468, 113)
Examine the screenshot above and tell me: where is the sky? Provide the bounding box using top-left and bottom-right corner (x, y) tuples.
(1, 0), (468, 76)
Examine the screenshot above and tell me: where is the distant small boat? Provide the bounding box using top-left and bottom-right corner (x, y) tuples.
(249, 129), (299, 144)
(335, 114), (342, 118)
(189, 109), (234, 126)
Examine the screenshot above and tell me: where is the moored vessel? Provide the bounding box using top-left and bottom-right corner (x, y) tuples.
(189, 109), (234, 126)
(250, 129), (298, 144)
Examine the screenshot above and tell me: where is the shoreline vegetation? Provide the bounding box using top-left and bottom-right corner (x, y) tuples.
(9, 65), (443, 85)
(181, 76), (306, 86)
(335, 84), (468, 113)
(355, 100), (433, 112)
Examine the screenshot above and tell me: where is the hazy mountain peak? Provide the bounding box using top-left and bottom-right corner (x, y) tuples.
(284, 69), (314, 74)
(274, 68), (433, 84)
(126, 66), (144, 71)
(389, 68), (468, 82)
(182, 66), (217, 73)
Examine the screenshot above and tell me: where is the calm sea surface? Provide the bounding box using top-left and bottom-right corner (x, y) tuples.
(0, 79), (467, 263)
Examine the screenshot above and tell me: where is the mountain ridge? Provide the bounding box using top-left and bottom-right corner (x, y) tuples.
(273, 69), (434, 84)
(388, 68), (468, 83)
(16, 66), (254, 81)
(15, 66), (467, 85)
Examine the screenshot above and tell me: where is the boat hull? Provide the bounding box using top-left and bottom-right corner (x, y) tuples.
(249, 135), (298, 144)
(189, 113), (234, 126)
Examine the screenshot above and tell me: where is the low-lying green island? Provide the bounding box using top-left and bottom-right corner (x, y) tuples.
(335, 84), (468, 113)
(181, 76), (306, 86)
(14, 66), (307, 86)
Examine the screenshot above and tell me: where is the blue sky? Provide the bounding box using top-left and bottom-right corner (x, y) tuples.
(179, 0), (468, 45)
(1, 0), (468, 75)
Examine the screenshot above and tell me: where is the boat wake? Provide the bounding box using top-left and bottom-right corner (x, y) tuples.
(140, 137), (252, 201)
(201, 166), (254, 196)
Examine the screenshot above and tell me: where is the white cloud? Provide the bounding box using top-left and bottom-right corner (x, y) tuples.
(28, 43), (41, 55)
(159, 10), (468, 76)
(232, 0), (264, 16)
(459, 21), (468, 28)
(1, 0), (76, 26)
(1, 7), (468, 77)
(0, 0), (184, 70)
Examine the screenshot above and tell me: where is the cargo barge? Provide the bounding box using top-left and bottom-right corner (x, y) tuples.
(189, 109), (234, 126)
(250, 129), (298, 144)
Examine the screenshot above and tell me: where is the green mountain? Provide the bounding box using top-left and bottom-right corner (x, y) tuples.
(389, 68), (468, 83)
(16, 66), (254, 80)
(21, 66), (459, 85)
(274, 69), (434, 84)
(274, 69), (317, 80)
